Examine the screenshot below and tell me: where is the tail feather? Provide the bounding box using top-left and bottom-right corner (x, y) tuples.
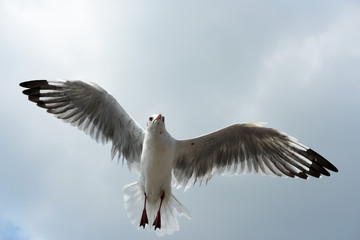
(123, 182), (192, 236)
(123, 182), (143, 227)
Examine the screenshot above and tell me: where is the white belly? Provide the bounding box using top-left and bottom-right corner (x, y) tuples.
(140, 134), (175, 203)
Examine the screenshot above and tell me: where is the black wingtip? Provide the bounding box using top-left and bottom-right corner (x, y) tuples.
(37, 101), (47, 108)
(22, 88), (40, 96)
(297, 171), (309, 180)
(307, 149), (338, 173)
(19, 80), (48, 88)
(310, 162), (331, 177)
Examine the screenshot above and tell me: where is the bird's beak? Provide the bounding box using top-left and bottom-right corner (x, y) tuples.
(155, 114), (161, 121)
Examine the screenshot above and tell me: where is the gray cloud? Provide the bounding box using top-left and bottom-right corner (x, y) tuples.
(0, 1), (358, 239)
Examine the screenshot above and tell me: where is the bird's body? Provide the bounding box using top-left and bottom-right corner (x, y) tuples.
(140, 116), (173, 203)
(20, 79), (338, 236)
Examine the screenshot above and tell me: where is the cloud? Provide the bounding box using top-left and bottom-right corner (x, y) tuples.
(0, 1), (359, 240)
(236, 4), (360, 131)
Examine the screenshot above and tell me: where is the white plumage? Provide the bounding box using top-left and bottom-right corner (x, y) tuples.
(20, 80), (338, 236)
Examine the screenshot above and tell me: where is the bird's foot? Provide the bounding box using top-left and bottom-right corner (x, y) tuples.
(140, 209), (149, 228)
(153, 191), (165, 230)
(153, 211), (161, 230)
(140, 192), (149, 228)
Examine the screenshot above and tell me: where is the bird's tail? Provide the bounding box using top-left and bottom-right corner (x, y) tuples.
(123, 182), (192, 236)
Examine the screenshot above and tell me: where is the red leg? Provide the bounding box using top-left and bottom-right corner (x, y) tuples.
(139, 193), (149, 228)
(153, 191), (165, 230)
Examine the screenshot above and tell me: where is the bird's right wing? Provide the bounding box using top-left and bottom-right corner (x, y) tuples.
(20, 80), (145, 172)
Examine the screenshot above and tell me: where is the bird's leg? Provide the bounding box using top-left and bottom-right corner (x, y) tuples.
(153, 190), (165, 230)
(139, 192), (149, 228)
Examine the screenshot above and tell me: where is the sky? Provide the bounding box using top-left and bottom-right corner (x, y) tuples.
(0, 0), (359, 239)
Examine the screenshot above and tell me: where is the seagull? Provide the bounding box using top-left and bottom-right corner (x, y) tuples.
(20, 80), (338, 236)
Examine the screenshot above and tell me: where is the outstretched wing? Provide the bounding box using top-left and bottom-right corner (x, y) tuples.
(20, 80), (144, 171)
(173, 123), (338, 190)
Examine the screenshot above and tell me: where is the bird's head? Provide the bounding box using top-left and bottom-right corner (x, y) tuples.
(146, 113), (166, 134)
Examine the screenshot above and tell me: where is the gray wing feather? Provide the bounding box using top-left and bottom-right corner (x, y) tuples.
(173, 123), (338, 190)
(20, 80), (144, 171)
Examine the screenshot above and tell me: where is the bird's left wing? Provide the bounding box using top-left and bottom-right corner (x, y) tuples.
(20, 80), (144, 172)
(173, 123), (338, 190)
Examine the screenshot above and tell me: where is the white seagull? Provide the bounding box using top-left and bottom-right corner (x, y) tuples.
(20, 80), (338, 236)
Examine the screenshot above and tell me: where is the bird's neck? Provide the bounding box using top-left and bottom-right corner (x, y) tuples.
(145, 128), (172, 146)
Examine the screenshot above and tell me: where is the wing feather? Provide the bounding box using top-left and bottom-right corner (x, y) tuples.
(173, 123), (338, 190)
(20, 80), (144, 171)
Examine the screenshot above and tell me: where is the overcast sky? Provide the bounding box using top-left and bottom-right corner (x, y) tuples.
(1, 0), (359, 239)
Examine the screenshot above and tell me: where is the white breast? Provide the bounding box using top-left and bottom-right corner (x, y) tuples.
(140, 130), (175, 203)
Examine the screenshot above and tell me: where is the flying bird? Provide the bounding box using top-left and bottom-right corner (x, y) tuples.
(20, 80), (338, 236)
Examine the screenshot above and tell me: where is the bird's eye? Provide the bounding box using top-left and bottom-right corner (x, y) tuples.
(149, 117), (153, 121)
(162, 116), (165, 122)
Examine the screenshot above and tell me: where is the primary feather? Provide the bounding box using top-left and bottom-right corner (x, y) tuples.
(20, 80), (144, 171)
